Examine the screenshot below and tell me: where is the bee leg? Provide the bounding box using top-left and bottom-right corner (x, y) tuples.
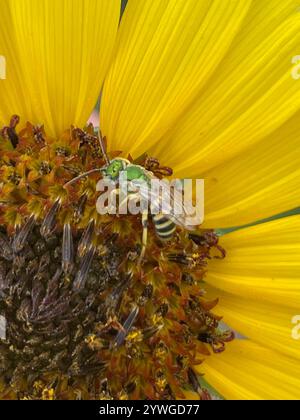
(138, 210), (148, 266)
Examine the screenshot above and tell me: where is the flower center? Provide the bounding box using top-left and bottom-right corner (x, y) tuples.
(0, 116), (233, 400)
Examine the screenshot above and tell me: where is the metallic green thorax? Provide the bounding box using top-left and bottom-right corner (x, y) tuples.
(125, 165), (149, 183)
(103, 159), (150, 184)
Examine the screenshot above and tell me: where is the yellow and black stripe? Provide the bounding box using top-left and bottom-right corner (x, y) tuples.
(152, 214), (176, 241)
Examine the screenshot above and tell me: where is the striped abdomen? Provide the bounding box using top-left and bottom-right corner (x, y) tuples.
(152, 214), (176, 241)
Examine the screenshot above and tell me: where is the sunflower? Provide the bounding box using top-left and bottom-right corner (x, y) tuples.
(0, 0), (300, 401)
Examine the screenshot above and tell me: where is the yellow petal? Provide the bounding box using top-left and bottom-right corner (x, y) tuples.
(201, 339), (300, 400)
(0, 0), (120, 136)
(152, 0), (300, 175)
(101, 0), (251, 153)
(206, 216), (300, 308)
(205, 284), (300, 361)
(201, 111), (300, 228)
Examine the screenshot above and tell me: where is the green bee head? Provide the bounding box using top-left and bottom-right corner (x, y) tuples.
(102, 159), (129, 180)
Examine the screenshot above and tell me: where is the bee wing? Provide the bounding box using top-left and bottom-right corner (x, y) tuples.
(129, 178), (196, 230)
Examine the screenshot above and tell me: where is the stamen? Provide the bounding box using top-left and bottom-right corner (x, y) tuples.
(77, 219), (95, 257)
(142, 324), (163, 339)
(168, 252), (206, 269)
(73, 194), (88, 224)
(12, 215), (35, 253)
(188, 368), (211, 401)
(32, 126), (45, 145)
(144, 156), (173, 179)
(0, 231), (13, 261)
(189, 232), (226, 259)
(1, 115), (20, 148)
(198, 330), (235, 354)
(114, 306), (139, 348)
(39, 161), (52, 176)
(62, 223), (74, 274)
(40, 200), (61, 238)
(73, 246), (96, 291)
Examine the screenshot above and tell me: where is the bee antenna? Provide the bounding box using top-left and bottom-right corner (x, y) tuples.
(98, 129), (110, 165)
(63, 169), (103, 188)
(63, 130), (110, 188)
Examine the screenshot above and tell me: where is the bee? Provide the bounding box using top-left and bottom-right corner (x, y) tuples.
(65, 132), (197, 264)
(100, 158), (198, 263)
